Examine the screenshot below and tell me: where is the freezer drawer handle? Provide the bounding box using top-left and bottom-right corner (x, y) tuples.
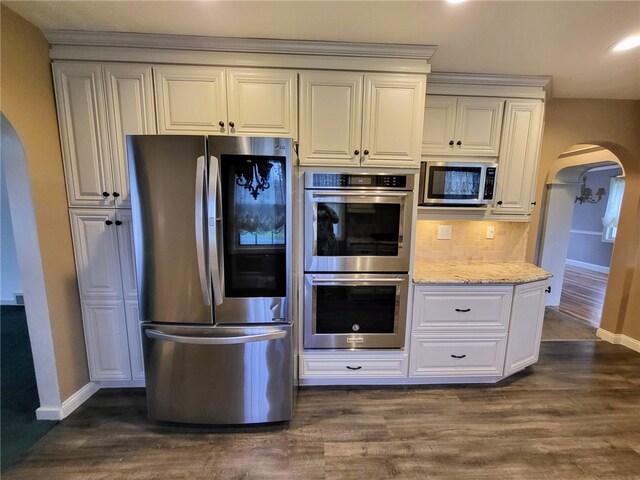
(145, 329), (286, 345)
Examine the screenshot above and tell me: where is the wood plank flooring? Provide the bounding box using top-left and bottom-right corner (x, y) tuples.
(4, 341), (639, 479)
(549, 265), (608, 327)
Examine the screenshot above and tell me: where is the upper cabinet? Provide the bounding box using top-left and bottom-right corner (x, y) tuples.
(492, 100), (544, 216)
(299, 71), (425, 168)
(53, 62), (156, 208)
(154, 66), (297, 138)
(422, 96), (504, 157)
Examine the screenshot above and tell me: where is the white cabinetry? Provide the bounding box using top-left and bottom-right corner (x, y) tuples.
(504, 280), (548, 375)
(53, 62), (156, 208)
(300, 352), (408, 383)
(69, 209), (142, 381)
(422, 96), (504, 157)
(154, 66), (297, 138)
(492, 100), (544, 216)
(299, 71), (425, 167)
(409, 285), (512, 378)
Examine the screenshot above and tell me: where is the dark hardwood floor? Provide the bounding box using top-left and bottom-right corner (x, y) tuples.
(4, 341), (639, 479)
(548, 265), (608, 328)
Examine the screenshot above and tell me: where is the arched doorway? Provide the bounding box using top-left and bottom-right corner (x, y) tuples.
(538, 144), (625, 335)
(0, 114), (62, 416)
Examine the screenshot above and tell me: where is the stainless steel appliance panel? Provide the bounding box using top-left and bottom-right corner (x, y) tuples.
(208, 137), (292, 324)
(419, 161), (498, 206)
(303, 273), (409, 349)
(143, 323), (293, 424)
(304, 173), (414, 272)
(128, 135), (212, 324)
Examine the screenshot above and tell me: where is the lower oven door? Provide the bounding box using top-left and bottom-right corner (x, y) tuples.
(303, 273), (409, 349)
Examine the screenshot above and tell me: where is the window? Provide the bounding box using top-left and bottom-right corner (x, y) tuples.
(602, 176), (625, 243)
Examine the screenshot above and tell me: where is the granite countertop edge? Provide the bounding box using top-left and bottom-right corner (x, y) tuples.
(412, 261), (553, 285)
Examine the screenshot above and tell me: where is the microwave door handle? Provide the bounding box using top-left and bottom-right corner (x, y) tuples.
(195, 156), (211, 306)
(311, 192), (409, 198)
(208, 155), (224, 306)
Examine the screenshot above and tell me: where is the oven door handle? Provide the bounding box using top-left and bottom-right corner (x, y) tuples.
(311, 277), (405, 284)
(311, 191), (409, 198)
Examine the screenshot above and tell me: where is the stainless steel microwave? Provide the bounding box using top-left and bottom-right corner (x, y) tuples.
(419, 161), (498, 206)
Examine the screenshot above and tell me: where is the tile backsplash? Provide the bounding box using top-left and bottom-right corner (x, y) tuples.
(414, 221), (530, 262)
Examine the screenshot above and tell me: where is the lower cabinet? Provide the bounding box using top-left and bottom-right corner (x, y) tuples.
(70, 208), (144, 383)
(301, 352), (408, 379)
(409, 334), (507, 377)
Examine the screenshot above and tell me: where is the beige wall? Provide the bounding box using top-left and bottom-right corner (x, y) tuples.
(1, 6), (89, 400)
(415, 221), (529, 263)
(528, 98), (640, 341)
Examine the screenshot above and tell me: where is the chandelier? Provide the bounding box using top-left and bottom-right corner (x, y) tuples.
(236, 158), (272, 200)
(575, 176), (606, 204)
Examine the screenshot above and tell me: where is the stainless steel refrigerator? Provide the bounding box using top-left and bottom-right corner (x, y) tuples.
(127, 135), (294, 425)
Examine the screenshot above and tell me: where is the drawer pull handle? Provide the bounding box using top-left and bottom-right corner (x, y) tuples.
(346, 366), (362, 371)
(455, 308), (471, 313)
(451, 354), (467, 359)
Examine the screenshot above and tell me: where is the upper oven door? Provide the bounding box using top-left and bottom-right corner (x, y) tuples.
(304, 189), (413, 272)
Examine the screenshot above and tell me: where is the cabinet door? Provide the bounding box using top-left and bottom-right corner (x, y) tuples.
(154, 66), (227, 135)
(70, 210), (123, 298)
(53, 62), (114, 207)
(504, 280), (547, 375)
(362, 73), (426, 167)
(421, 95), (457, 155)
(454, 97), (504, 156)
(226, 68), (297, 138)
(124, 299), (145, 381)
(298, 71), (363, 166)
(81, 299), (131, 381)
(103, 64), (156, 209)
(115, 210), (137, 300)
(493, 100), (544, 215)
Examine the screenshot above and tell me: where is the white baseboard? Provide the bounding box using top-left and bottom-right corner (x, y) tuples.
(36, 382), (99, 420)
(596, 328), (640, 353)
(565, 259), (610, 274)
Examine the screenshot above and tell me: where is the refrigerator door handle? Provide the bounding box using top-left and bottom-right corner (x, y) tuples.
(208, 155), (224, 306)
(145, 328), (286, 345)
(195, 155), (211, 306)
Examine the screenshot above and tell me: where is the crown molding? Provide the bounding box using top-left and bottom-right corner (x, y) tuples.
(44, 30), (437, 60)
(428, 72), (552, 100)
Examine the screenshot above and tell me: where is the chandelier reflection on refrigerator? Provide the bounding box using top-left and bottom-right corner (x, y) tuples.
(236, 158), (273, 199)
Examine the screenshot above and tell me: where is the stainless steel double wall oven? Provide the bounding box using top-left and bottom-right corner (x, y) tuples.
(303, 172), (415, 349)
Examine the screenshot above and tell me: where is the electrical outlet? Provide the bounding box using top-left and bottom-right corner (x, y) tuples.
(437, 225), (452, 240)
(486, 226), (495, 239)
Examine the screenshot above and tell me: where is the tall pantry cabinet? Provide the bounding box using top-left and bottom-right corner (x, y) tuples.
(53, 61), (155, 383)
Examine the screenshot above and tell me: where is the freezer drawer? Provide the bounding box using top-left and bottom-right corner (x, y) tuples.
(143, 323), (293, 425)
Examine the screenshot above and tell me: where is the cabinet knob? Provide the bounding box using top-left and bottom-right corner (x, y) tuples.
(115, 220), (123, 226)
(363, 149), (369, 156)
(112, 192), (120, 198)
(105, 220), (113, 225)
(531, 201), (537, 206)
(456, 140), (462, 146)
(545, 286), (552, 293)
(102, 192), (110, 198)
(449, 140), (454, 146)
(229, 121), (235, 128)
(218, 121), (225, 127)
(497, 201), (503, 205)
(354, 150), (360, 156)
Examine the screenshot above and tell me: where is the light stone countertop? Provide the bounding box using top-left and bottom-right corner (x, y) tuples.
(413, 261), (552, 285)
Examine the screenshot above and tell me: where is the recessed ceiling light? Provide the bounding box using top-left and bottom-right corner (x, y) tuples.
(612, 34), (640, 52)
(446, 0), (467, 4)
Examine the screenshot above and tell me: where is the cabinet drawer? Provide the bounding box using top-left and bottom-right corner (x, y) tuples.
(412, 286), (512, 331)
(301, 354), (408, 378)
(409, 334), (506, 377)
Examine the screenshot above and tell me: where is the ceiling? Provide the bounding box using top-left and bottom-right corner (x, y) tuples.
(5, 1), (640, 99)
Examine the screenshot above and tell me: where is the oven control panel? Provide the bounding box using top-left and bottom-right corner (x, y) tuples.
(308, 173), (410, 189)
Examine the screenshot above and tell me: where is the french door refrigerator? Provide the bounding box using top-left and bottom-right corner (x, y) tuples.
(127, 135), (294, 425)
